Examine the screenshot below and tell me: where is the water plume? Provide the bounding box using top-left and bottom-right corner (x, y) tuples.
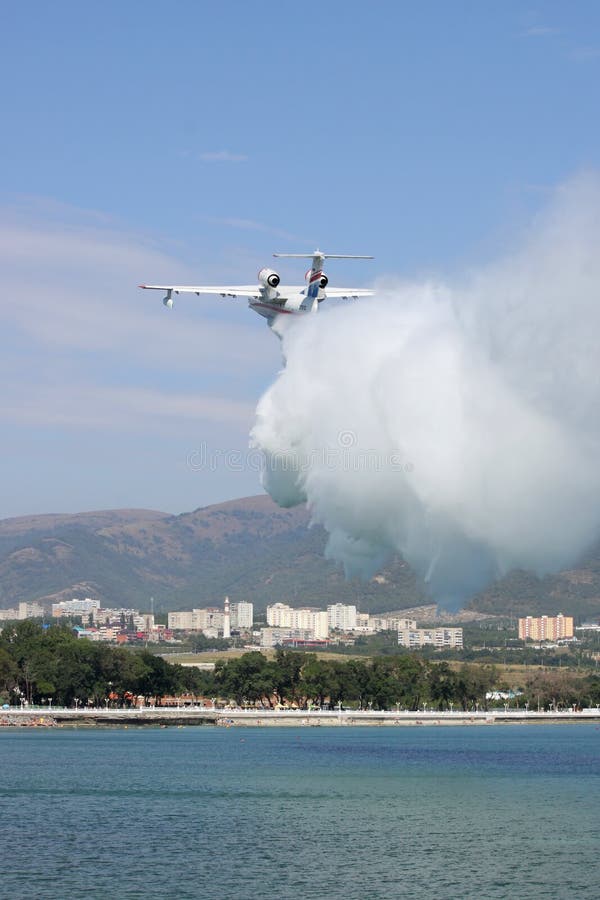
(251, 175), (600, 606)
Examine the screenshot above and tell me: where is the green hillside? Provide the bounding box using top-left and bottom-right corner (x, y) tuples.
(2, 495), (600, 620)
(0, 496), (424, 614)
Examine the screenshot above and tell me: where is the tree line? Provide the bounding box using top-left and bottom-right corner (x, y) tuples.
(1, 622), (599, 710)
(0, 621), (197, 707)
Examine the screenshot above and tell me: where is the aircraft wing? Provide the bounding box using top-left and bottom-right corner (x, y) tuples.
(325, 288), (374, 299)
(139, 284), (261, 298)
(268, 286), (374, 299)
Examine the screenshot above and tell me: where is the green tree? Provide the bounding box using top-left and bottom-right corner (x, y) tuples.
(428, 662), (460, 710)
(271, 649), (304, 705)
(0, 647), (19, 702)
(215, 651), (275, 706)
(343, 659), (371, 708)
(299, 657), (338, 707)
(453, 664), (496, 710)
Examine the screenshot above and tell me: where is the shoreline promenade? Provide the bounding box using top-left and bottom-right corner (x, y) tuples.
(2, 707), (600, 727)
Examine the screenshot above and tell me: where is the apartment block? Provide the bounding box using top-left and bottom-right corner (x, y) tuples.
(231, 602), (253, 630)
(0, 608), (18, 621)
(167, 607), (224, 633)
(370, 615), (417, 632)
(92, 607), (140, 626)
(355, 612), (370, 629)
(52, 598), (100, 618)
(266, 603), (328, 639)
(397, 627), (463, 649)
(260, 627), (316, 648)
(18, 601), (45, 620)
(327, 603), (357, 632)
(518, 614), (574, 642)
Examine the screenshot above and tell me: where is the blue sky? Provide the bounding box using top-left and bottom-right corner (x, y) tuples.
(1, 1), (600, 518)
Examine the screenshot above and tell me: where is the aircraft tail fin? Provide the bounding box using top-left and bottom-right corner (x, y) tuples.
(274, 250), (373, 302)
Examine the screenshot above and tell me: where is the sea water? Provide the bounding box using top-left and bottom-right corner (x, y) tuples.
(0, 725), (598, 899)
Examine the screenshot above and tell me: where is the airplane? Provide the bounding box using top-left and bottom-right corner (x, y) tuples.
(139, 249), (373, 325)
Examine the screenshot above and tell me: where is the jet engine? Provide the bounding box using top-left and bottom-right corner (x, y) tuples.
(258, 268), (280, 288)
(304, 269), (328, 288)
(163, 290), (173, 309)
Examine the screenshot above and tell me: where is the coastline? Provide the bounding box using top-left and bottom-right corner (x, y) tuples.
(2, 707), (600, 728)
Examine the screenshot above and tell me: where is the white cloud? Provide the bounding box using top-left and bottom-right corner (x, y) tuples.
(253, 174), (600, 606)
(0, 383), (254, 430)
(0, 199), (277, 430)
(0, 198), (278, 515)
(568, 45), (600, 62)
(212, 216), (282, 232)
(204, 215), (309, 243)
(198, 150), (248, 162)
(520, 25), (559, 37)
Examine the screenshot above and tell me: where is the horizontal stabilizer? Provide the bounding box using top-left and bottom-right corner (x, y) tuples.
(274, 250), (373, 260)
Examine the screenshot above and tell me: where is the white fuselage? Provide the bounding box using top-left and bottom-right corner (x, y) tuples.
(248, 289), (319, 320)
(139, 248), (372, 326)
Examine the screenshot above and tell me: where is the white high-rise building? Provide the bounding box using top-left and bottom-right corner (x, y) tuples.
(313, 611), (329, 640)
(92, 607), (139, 626)
(168, 607), (225, 633)
(0, 608), (18, 621)
(327, 603), (357, 632)
(18, 601), (45, 620)
(355, 612), (371, 630)
(231, 602), (253, 630)
(369, 615), (417, 632)
(266, 603), (328, 640)
(52, 598), (100, 618)
(266, 603), (293, 627)
(168, 610), (198, 630)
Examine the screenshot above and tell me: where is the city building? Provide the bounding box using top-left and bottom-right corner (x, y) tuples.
(52, 598), (100, 618)
(397, 627), (463, 649)
(70, 622), (174, 644)
(72, 626), (97, 639)
(266, 603), (328, 639)
(18, 601), (45, 619)
(260, 627), (316, 648)
(0, 607), (18, 621)
(231, 601), (253, 630)
(167, 607), (225, 635)
(91, 607), (140, 626)
(167, 610), (198, 630)
(370, 615), (417, 632)
(95, 626), (119, 641)
(266, 603), (293, 627)
(518, 614), (574, 642)
(134, 613), (155, 632)
(327, 603), (357, 632)
(355, 612), (371, 630)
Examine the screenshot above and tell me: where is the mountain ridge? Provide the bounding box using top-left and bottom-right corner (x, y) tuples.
(1, 495), (600, 619)
(0, 495), (423, 614)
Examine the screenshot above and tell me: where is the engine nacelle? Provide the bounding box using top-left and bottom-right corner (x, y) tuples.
(304, 269), (328, 288)
(163, 290), (173, 309)
(258, 267), (280, 289)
